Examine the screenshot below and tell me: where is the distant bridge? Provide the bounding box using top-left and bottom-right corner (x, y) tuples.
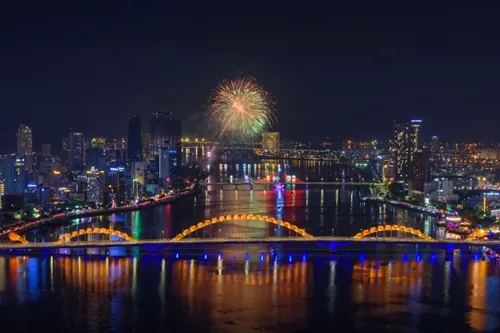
(200, 181), (382, 189)
(181, 145), (334, 154)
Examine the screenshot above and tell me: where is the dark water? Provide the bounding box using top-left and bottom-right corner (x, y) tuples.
(1, 251), (499, 332)
(4, 158), (481, 332)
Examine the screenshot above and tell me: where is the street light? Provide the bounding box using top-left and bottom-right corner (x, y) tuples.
(331, 228), (334, 237)
(219, 229), (221, 238)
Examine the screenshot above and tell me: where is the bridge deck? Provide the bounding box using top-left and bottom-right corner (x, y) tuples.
(0, 237), (497, 250)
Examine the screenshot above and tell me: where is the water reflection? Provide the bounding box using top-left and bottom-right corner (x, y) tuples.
(1, 253), (500, 332)
(25, 187), (438, 243)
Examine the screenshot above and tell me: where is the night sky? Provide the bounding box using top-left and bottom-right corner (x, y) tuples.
(1, 3), (500, 152)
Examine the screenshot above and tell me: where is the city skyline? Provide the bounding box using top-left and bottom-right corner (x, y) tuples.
(2, 4), (500, 333)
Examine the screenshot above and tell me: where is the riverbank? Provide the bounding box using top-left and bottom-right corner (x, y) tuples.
(0, 188), (200, 238)
(361, 197), (441, 217)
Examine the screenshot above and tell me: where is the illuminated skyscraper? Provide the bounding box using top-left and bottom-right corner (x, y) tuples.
(394, 120), (421, 181)
(411, 147), (430, 193)
(149, 111), (182, 156)
(0, 156), (25, 194)
(142, 132), (150, 161)
(430, 136), (440, 159)
(127, 115), (143, 164)
(69, 132), (85, 171)
(86, 167), (104, 205)
(262, 132), (280, 153)
(17, 124), (32, 172)
(158, 148), (170, 180)
(0, 180), (4, 208)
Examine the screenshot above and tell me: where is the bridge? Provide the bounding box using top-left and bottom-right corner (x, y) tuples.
(3, 213), (493, 255)
(200, 181), (381, 189)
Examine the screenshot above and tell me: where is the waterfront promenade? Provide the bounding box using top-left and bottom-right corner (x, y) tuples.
(361, 197), (441, 216)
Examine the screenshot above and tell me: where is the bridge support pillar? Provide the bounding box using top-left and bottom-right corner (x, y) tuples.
(329, 242), (337, 254)
(445, 244), (455, 257)
(235, 185), (238, 190)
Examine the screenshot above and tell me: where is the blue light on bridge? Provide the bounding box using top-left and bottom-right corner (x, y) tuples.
(416, 254), (421, 262)
(274, 255), (278, 262)
(359, 253), (365, 262)
(402, 253), (408, 262)
(260, 253), (264, 261)
(245, 252), (249, 261)
(302, 253), (306, 261)
(218, 254), (222, 260)
(175, 253), (179, 259)
(474, 253), (480, 261)
(204, 254), (208, 260)
(288, 254), (292, 262)
(430, 253), (436, 262)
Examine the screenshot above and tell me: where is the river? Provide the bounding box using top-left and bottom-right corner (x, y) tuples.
(2, 156), (498, 332)
(21, 159), (436, 243)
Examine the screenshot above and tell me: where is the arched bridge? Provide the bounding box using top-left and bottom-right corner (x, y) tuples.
(8, 232), (29, 244)
(54, 228), (136, 244)
(172, 214), (314, 240)
(353, 225), (433, 240)
(8, 228), (137, 245)
(6, 220), (489, 246)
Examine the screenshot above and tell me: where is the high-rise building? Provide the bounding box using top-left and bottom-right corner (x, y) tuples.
(430, 136), (440, 159)
(262, 132), (280, 153)
(17, 124), (33, 172)
(0, 156), (25, 194)
(0, 180), (4, 209)
(127, 115), (143, 164)
(105, 165), (127, 207)
(149, 112), (182, 155)
(411, 147), (430, 193)
(61, 138), (70, 157)
(86, 167), (104, 205)
(130, 161), (146, 200)
(158, 148), (170, 181)
(393, 120), (421, 181)
(69, 132), (85, 171)
(41, 143), (52, 157)
(142, 132), (151, 161)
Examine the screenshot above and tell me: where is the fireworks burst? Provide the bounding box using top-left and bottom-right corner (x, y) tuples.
(208, 75), (276, 140)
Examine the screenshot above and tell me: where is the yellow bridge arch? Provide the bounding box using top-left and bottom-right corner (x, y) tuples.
(172, 214), (313, 241)
(8, 232), (29, 244)
(54, 228), (137, 244)
(466, 229), (488, 240)
(353, 225), (432, 240)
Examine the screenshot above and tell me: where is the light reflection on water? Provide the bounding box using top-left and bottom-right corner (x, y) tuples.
(24, 187), (438, 243)
(1, 252), (500, 332)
